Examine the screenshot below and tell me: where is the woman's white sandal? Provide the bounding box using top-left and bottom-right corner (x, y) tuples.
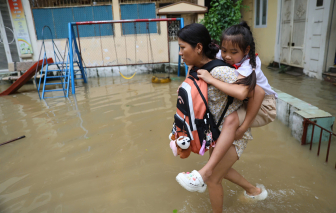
(176, 170), (207, 193)
(244, 183), (268, 200)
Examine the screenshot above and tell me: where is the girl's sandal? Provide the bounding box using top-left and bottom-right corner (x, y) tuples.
(176, 170), (207, 193)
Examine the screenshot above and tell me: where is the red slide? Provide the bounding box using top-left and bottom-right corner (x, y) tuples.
(0, 58), (54, 96)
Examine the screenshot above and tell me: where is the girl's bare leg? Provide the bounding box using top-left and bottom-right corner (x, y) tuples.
(198, 111), (239, 182)
(207, 145), (238, 213)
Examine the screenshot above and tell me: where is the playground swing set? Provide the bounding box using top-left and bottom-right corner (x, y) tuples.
(0, 18), (186, 99)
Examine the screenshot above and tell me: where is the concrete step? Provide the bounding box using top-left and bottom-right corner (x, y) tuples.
(274, 88), (335, 144)
(322, 72), (336, 83)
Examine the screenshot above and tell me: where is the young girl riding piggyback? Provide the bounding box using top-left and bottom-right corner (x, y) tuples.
(176, 22), (277, 202)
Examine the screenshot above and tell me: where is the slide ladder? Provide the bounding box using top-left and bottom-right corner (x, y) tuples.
(36, 26), (86, 99)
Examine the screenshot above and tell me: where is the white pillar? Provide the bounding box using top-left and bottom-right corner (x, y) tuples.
(112, 0), (122, 37)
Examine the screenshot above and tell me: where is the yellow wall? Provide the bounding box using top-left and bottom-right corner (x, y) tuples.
(241, 0), (278, 65)
(197, 0), (205, 22)
(159, 2), (206, 13)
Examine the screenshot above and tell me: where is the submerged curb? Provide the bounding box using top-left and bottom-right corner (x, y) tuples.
(274, 88), (335, 144)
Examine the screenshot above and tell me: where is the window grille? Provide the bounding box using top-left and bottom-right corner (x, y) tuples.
(167, 20), (180, 41)
(29, 0), (112, 8)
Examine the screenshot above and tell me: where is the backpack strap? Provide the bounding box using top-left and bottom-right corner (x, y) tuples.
(216, 96), (234, 128)
(201, 59), (234, 70)
(188, 75), (234, 129)
(200, 59), (235, 128)
(188, 76), (208, 111)
(188, 60), (233, 79)
(189, 66), (200, 80)
(189, 60), (235, 129)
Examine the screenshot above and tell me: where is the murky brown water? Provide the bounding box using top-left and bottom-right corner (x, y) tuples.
(0, 73), (335, 213)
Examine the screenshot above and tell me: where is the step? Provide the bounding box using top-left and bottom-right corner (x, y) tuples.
(274, 88), (335, 144)
(44, 89), (65, 92)
(44, 96), (66, 99)
(322, 72), (336, 83)
(46, 69), (64, 72)
(46, 75), (69, 79)
(45, 82), (68, 85)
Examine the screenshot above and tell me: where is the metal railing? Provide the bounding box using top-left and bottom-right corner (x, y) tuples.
(301, 118), (336, 169)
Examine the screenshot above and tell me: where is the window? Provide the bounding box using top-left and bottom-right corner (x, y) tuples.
(120, 3), (157, 35)
(32, 5), (113, 40)
(316, 0), (323, 7)
(255, 0), (268, 28)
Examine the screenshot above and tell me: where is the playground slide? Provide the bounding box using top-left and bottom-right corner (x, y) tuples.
(0, 58), (53, 96)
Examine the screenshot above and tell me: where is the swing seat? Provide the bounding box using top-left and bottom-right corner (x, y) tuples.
(151, 76), (171, 83)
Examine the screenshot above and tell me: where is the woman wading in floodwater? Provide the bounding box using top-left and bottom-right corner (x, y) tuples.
(175, 23), (275, 212)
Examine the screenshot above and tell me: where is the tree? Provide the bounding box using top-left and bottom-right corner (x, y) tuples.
(201, 0), (245, 43)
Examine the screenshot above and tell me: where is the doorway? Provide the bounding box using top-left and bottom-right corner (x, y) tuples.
(280, 0), (308, 67)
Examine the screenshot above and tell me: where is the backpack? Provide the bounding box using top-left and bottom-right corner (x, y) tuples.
(171, 59), (234, 156)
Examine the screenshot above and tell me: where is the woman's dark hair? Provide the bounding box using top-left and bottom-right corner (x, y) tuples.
(220, 21), (257, 93)
(177, 23), (219, 59)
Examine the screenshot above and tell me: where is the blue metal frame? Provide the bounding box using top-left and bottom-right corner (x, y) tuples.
(68, 22), (87, 94)
(68, 18), (184, 95)
(36, 26), (71, 99)
(176, 18), (188, 77)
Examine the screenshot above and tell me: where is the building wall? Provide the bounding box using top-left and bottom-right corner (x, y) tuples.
(20, 0), (209, 69)
(197, 0), (205, 22)
(181, 14), (196, 26)
(241, 0), (278, 66)
(22, 1), (169, 67)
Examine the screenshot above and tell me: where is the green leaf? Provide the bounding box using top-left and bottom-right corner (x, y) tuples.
(202, 0), (245, 40)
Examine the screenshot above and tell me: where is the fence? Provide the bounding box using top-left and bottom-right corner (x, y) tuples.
(301, 118), (336, 169)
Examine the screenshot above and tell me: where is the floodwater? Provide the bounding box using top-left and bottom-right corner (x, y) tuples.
(0, 71), (335, 213)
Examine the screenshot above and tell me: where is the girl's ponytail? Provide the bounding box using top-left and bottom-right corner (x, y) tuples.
(229, 21), (257, 94)
(239, 21), (257, 72)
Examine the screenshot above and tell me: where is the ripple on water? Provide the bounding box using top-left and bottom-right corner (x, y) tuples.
(0, 74), (335, 212)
